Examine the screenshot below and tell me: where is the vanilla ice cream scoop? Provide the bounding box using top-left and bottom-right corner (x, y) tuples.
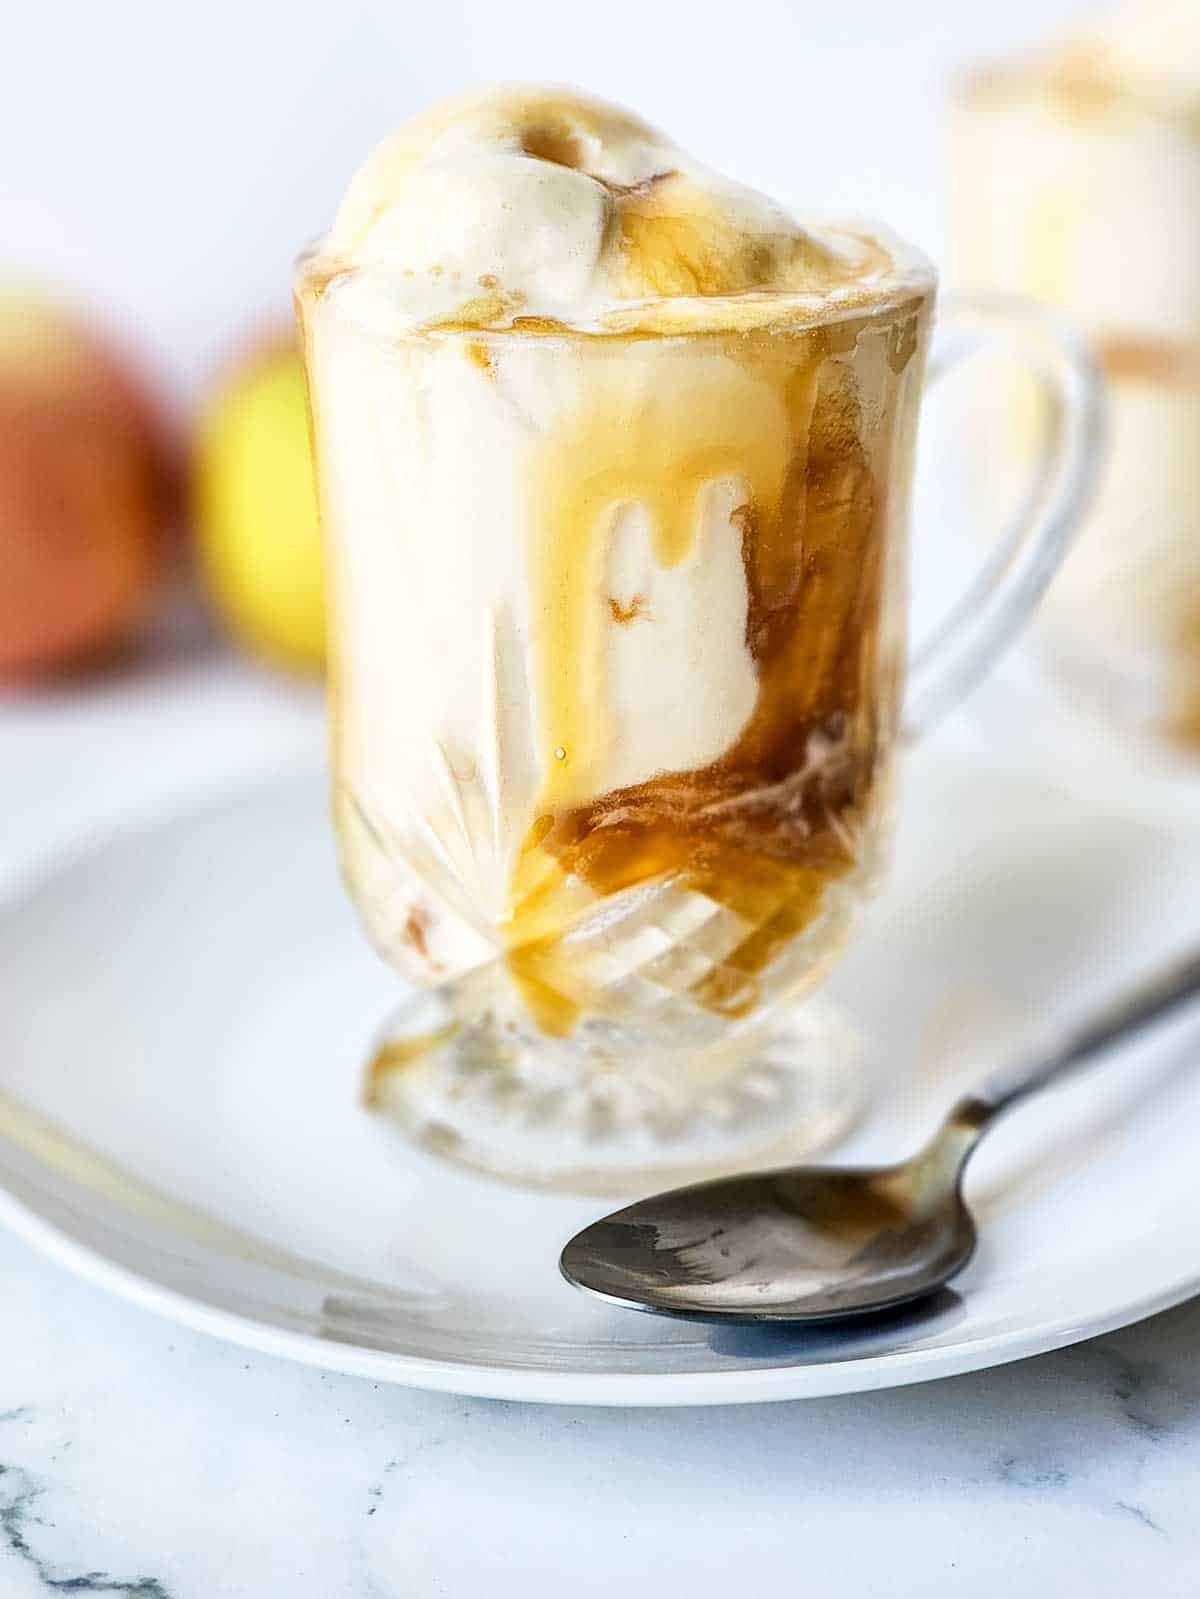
(309, 85), (920, 335)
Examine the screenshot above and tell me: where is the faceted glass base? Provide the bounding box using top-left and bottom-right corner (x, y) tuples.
(365, 969), (869, 1196)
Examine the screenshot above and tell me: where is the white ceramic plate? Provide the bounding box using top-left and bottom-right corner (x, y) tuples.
(1, 746), (1198, 1406)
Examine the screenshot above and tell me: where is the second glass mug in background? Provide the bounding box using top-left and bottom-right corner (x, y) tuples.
(952, 50), (1200, 749)
(297, 260), (1101, 1193)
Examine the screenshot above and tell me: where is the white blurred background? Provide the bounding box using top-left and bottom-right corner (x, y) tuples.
(7, 0), (1106, 401)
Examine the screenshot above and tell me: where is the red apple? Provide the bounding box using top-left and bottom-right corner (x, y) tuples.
(0, 284), (176, 678)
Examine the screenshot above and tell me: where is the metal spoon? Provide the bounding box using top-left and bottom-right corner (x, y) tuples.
(561, 948), (1200, 1324)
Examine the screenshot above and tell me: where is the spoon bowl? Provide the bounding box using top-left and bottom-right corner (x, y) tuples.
(561, 1114), (980, 1323)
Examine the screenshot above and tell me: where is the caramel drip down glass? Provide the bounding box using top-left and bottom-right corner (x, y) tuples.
(297, 262), (1101, 1193)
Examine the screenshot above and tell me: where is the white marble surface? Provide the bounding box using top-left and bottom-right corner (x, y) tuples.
(2, 649), (1200, 1597)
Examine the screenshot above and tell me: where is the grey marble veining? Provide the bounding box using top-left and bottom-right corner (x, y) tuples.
(0, 1437), (174, 1597)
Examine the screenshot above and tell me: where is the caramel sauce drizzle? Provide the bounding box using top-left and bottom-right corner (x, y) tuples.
(1100, 336), (1200, 389)
(608, 594), (649, 624)
(364, 1024), (461, 1107)
(504, 316), (908, 1034)
(612, 173), (881, 303)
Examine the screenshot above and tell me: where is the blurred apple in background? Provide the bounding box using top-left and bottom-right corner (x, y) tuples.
(193, 332), (324, 671)
(0, 282), (175, 679)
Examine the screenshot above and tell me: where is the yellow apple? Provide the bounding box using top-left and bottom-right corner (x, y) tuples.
(193, 332), (324, 670)
(0, 284), (173, 678)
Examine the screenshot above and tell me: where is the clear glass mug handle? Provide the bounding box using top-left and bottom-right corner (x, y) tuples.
(902, 293), (1106, 740)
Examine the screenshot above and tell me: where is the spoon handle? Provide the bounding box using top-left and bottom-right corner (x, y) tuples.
(955, 946), (1200, 1132)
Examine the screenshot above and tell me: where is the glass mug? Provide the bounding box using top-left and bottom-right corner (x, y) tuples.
(951, 54), (1200, 748)
(297, 261), (1101, 1193)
